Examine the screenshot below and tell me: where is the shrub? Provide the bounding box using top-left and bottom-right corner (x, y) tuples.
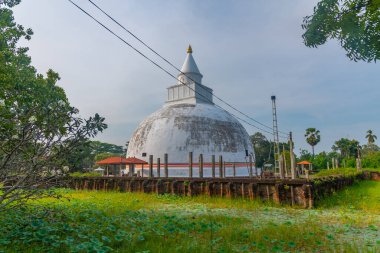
(69, 172), (102, 177)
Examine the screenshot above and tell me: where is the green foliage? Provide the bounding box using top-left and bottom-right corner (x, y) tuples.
(1, 184), (380, 252)
(95, 152), (122, 162)
(302, 0), (380, 62)
(318, 180), (380, 211)
(312, 167), (359, 177)
(311, 151), (328, 169)
(66, 141), (96, 171)
(250, 132), (291, 169)
(362, 143), (380, 156)
(362, 151), (380, 168)
(91, 141), (124, 154)
(366, 130), (377, 144)
(299, 149), (312, 162)
(0, 1), (107, 209)
(332, 138), (360, 158)
(304, 148), (380, 170)
(304, 128), (321, 157)
(69, 172), (102, 177)
(250, 132), (272, 168)
(66, 141), (125, 171)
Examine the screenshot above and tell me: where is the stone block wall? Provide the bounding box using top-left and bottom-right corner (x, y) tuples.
(68, 172), (378, 208)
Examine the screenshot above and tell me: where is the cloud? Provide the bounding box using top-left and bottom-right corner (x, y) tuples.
(13, 0), (380, 154)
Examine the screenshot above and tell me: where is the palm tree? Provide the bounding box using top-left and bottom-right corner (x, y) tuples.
(366, 130), (377, 144)
(305, 128), (320, 158)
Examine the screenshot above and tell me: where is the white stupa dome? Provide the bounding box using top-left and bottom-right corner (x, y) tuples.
(127, 46), (253, 163)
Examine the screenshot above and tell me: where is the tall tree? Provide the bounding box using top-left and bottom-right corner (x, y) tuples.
(250, 132), (290, 168)
(332, 138), (360, 158)
(366, 130), (377, 144)
(302, 0), (380, 62)
(305, 128), (321, 157)
(299, 149), (312, 162)
(0, 0), (107, 210)
(250, 133), (272, 168)
(65, 141), (126, 171)
(91, 141), (124, 154)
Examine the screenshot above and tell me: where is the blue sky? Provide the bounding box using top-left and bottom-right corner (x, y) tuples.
(12, 0), (379, 154)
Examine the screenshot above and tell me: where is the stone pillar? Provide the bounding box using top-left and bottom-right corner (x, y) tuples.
(157, 158), (161, 178)
(219, 155), (223, 178)
(289, 132), (296, 179)
(164, 153), (168, 178)
(249, 155), (253, 178)
(211, 155), (216, 178)
(273, 183), (285, 204)
(189, 152), (193, 178)
(279, 155), (285, 179)
(199, 154), (203, 178)
(149, 155), (153, 178)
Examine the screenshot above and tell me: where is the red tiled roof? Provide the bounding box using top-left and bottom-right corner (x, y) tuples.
(96, 157), (130, 165)
(125, 157), (148, 164)
(96, 157), (147, 165)
(297, 161), (312, 165)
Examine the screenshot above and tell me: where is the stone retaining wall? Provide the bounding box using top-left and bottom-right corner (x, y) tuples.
(364, 171), (380, 181)
(69, 172), (373, 208)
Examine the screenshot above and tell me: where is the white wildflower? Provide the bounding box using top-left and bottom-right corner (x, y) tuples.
(28, 115), (37, 123)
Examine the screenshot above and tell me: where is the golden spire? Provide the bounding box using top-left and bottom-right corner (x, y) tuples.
(187, 45), (192, 54)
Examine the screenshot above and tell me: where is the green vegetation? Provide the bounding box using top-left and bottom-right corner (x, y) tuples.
(318, 180), (380, 212)
(305, 128), (321, 157)
(302, 0), (380, 62)
(252, 129), (380, 172)
(312, 168), (360, 177)
(69, 172), (103, 177)
(67, 140), (127, 171)
(250, 132), (290, 169)
(1, 181), (379, 252)
(297, 129), (380, 171)
(366, 130), (377, 144)
(0, 0), (107, 209)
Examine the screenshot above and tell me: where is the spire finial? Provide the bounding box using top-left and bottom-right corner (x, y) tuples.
(187, 45), (192, 54)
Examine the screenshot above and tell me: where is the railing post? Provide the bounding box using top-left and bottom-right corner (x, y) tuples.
(189, 152), (193, 178)
(279, 154), (285, 179)
(157, 158), (161, 178)
(249, 155), (253, 178)
(164, 153), (168, 178)
(211, 155), (216, 178)
(289, 131), (297, 179)
(233, 162), (236, 177)
(219, 155), (223, 178)
(149, 155), (153, 178)
(199, 154), (203, 178)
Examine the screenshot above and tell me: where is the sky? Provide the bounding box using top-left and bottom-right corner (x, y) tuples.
(11, 0), (380, 155)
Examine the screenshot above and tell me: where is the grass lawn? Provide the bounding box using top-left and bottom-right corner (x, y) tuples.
(0, 181), (379, 253)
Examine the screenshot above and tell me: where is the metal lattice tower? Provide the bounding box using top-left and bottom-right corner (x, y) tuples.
(271, 95), (280, 174)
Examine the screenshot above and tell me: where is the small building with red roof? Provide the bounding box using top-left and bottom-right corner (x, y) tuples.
(296, 160), (313, 175)
(96, 157), (148, 176)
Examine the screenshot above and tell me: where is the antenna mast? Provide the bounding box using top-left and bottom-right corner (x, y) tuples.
(271, 95), (280, 175)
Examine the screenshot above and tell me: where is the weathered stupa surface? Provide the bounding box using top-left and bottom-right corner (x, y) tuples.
(127, 46), (253, 163)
